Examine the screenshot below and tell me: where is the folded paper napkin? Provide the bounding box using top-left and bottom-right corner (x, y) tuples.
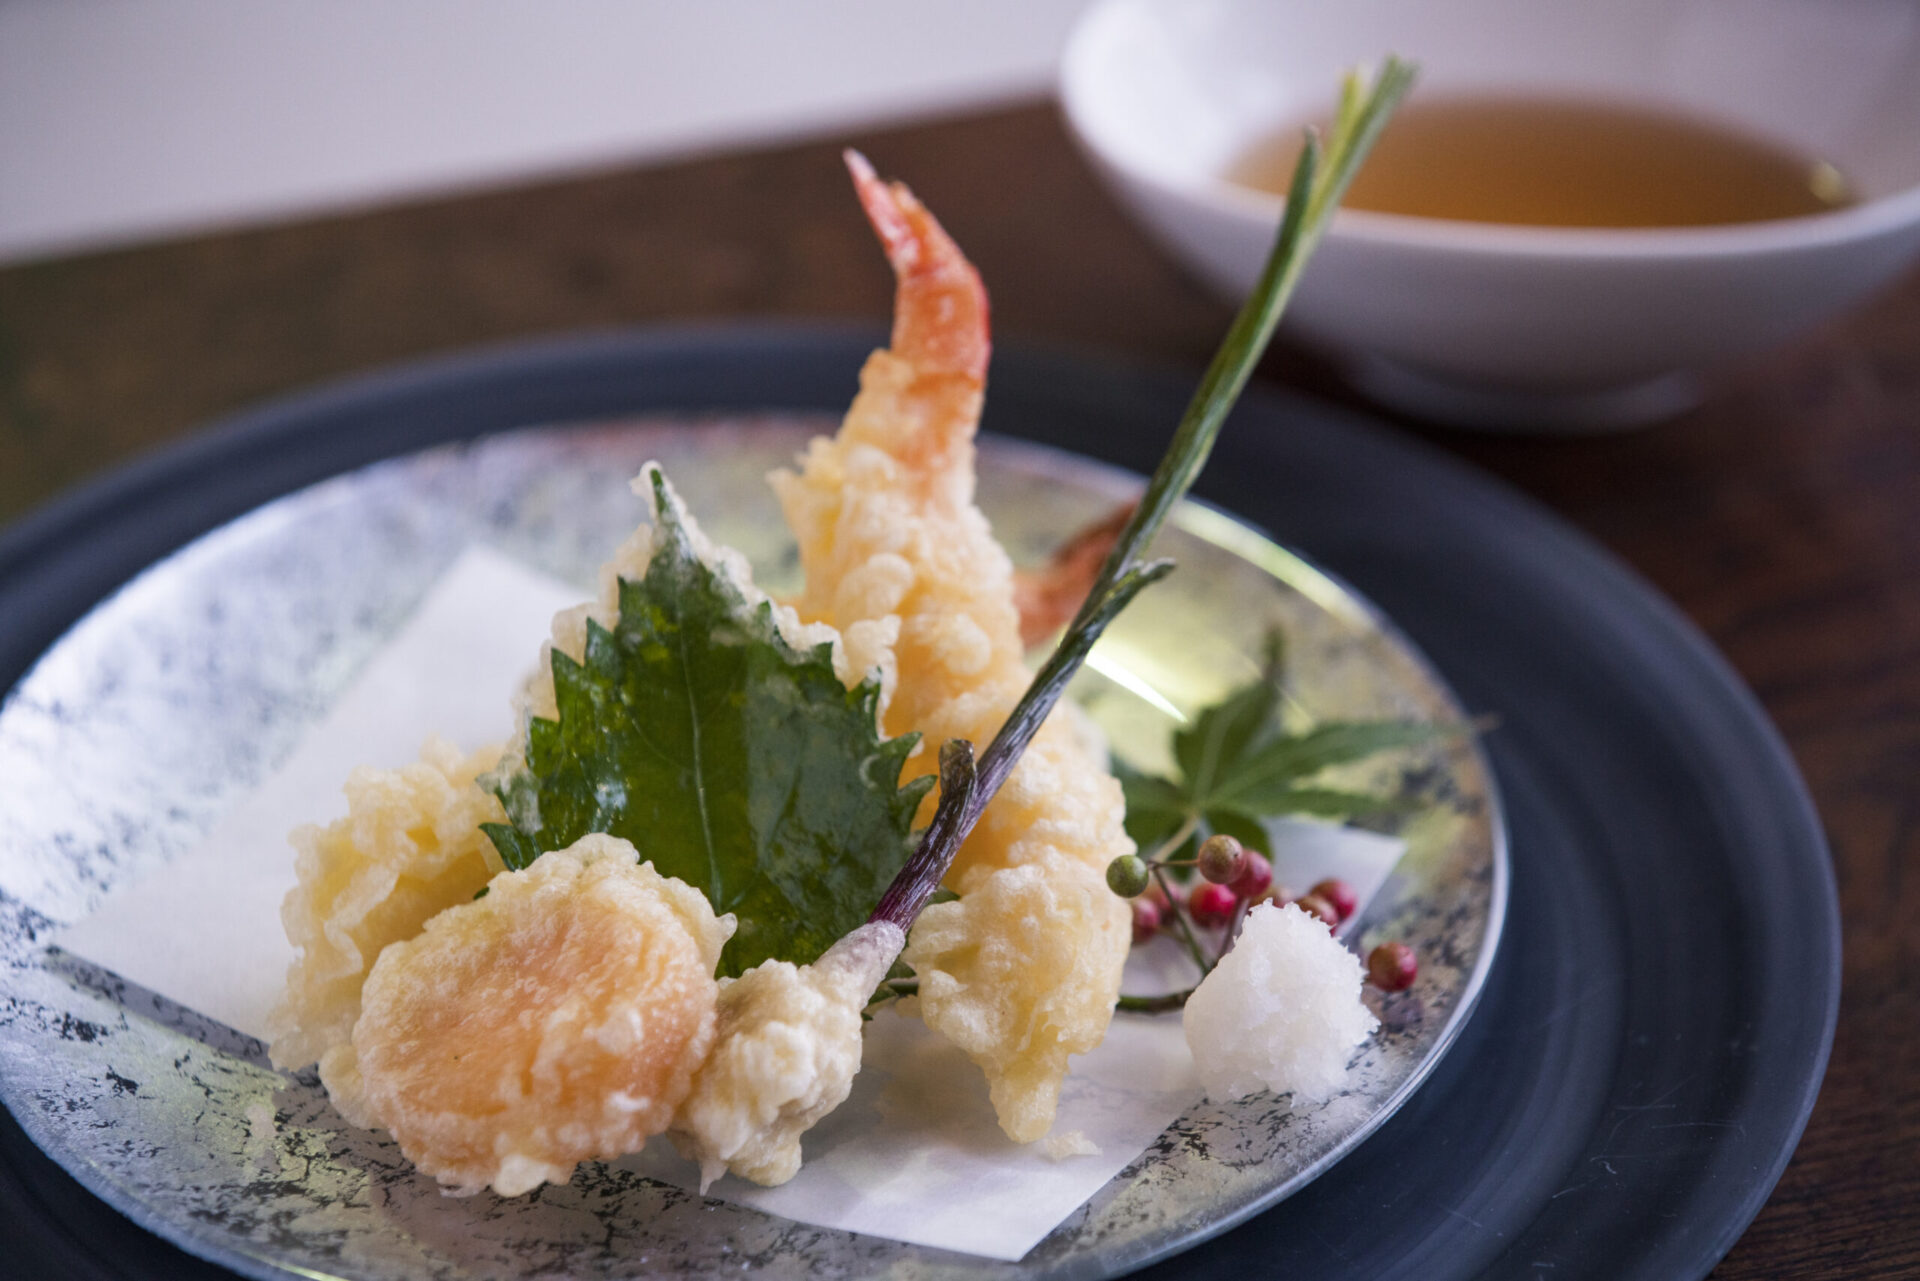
(54, 546), (1403, 1261)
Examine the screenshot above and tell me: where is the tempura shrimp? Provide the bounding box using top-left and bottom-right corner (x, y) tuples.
(770, 153), (1133, 1143)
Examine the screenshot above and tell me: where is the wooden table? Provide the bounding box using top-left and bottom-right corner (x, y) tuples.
(1, 102), (1914, 1278)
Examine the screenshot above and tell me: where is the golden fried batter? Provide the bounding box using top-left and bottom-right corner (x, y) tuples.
(670, 921), (904, 1188)
(267, 737), (507, 1074)
(902, 855), (1130, 1142)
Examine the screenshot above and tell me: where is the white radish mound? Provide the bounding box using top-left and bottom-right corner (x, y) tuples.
(1182, 902), (1378, 1104)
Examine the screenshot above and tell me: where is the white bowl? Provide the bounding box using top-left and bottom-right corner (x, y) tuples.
(1060, 0), (1920, 430)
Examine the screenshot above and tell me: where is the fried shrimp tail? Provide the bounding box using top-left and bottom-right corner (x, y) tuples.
(845, 149), (989, 389)
(772, 159), (1134, 1143)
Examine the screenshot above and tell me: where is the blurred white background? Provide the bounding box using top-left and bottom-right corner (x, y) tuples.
(0, 0), (1086, 263)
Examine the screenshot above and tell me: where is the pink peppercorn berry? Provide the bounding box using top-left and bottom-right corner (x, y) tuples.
(1187, 881), (1239, 929)
(1230, 850), (1273, 901)
(1196, 834), (1248, 885)
(1145, 880), (1174, 913)
(1131, 897), (1163, 944)
(1294, 893), (1339, 929)
(1307, 877), (1357, 924)
(1367, 941), (1418, 991)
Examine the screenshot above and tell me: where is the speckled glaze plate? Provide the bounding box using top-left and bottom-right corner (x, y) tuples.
(0, 329), (1836, 1281)
(0, 353), (1501, 1278)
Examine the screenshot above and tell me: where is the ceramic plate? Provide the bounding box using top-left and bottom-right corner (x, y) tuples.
(0, 406), (1499, 1277)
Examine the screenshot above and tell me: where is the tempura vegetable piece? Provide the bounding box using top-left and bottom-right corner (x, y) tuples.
(267, 737), (507, 1074)
(670, 920), (904, 1189)
(771, 153), (1132, 1140)
(901, 854), (1129, 1142)
(335, 834), (732, 1196)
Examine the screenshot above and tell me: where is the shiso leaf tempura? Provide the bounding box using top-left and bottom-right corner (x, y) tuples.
(481, 466), (932, 980)
(268, 57), (1415, 1196)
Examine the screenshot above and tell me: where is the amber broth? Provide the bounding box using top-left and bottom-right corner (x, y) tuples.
(1228, 94), (1853, 228)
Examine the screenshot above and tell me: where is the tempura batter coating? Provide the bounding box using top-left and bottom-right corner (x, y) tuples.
(771, 155), (1133, 1141)
(267, 737), (508, 1075)
(901, 854), (1130, 1142)
(340, 835), (732, 1196)
(670, 921), (904, 1189)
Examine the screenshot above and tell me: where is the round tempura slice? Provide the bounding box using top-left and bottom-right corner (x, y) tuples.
(336, 834), (733, 1196)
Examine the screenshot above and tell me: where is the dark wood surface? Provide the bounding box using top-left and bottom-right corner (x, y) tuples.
(1, 101), (1914, 1279)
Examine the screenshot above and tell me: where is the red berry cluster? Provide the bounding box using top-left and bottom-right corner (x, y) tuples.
(1108, 833), (1417, 992)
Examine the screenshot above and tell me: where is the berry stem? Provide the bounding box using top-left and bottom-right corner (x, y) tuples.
(1153, 864), (1213, 977)
(1116, 989), (1194, 1014)
(1150, 814), (1201, 865)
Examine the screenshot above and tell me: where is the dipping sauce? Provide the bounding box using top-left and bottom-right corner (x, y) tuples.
(1228, 94), (1854, 228)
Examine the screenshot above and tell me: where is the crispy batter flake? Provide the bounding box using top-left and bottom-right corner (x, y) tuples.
(267, 737), (508, 1072)
(670, 921), (904, 1189)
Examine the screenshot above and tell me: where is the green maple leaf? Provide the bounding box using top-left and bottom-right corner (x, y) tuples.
(1118, 630), (1447, 857)
(483, 468), (934, 978)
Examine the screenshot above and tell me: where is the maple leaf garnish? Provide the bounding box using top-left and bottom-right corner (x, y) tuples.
(1117, 632), (1449, 857)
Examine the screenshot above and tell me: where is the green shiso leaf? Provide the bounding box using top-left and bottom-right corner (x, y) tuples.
(483, 467), (934, 978)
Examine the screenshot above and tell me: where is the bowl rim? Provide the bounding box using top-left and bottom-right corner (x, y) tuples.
(1059, 0), (1920, 263)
